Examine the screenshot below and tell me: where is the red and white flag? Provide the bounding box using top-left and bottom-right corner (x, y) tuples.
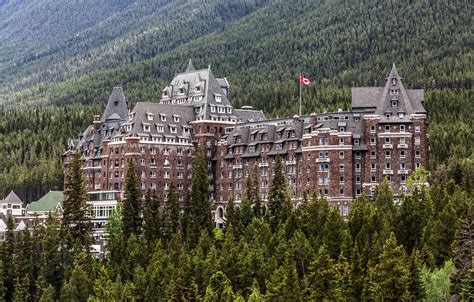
(299, 75), (311, 85)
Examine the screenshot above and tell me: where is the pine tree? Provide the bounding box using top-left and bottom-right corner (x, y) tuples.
(250, 168), (263, 218)
(38, 284), (55, 302)
(169, 278), (186, 302)
(322, 207), (348, 259)
(407, 250), (425, 301)
(247, 280), (264, 302)
(143, 189), (161, 243)
(267, 156), (291, 230)
(186, 147), (211, 245)
(299, 193), (329, 244)
(368, 233), (411, 301)
(105, 202), (125, 274)
(163, 182), (181, 242)
(450, 212), (473, 300)
(63, 151), (92, 251)
(204, 271), (235, 302)
(305, 245), (341, 301)
(89, 266), (114, 302)
(122, 161), (142, 238)
(266, 255), (302, 302)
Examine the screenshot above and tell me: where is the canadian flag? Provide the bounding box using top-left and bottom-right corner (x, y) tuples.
(299, 75), (311, 85)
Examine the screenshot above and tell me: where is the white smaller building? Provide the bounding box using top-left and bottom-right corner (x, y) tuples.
(0, 191), (26, 217)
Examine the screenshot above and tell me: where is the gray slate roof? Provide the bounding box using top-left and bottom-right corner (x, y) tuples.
(1, 191), (23, 205)
(101, 87), (129, 122)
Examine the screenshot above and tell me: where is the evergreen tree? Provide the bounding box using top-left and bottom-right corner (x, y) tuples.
(250, 168), (263, 218)
(59, 264), (91, 302)
(39, 284), (55, 302)
(143, 189), (161, 243)
(0, 261), (5, 302)
(122, 161), (142, 238)
(299, 193), (329, 244)
(266, 254), (302, 302)
(169, 278), (186, 302)
(305, 245), (341, 301)
(2, 215), (16, 302)
(407, 250), (425, 301)
(267, 156), (291, 230)
(105, 202), (125, 275)
(163, 183), (181, 242)
(247, 280), (264, 302)
(186, 147), (211, 245)
(322, 207), (348, 259)
(63, 151), (92, 250)
(450, 212), (473, 300)
(368, 233), (411, 301)
(204, 271), (235, 302)
(89, 266), (114, 302)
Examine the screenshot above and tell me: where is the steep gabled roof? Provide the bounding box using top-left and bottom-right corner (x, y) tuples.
(2, 191), (22, 205)
(101, 87), (129, 122)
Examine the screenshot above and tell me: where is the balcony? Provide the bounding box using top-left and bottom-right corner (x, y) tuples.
(232, 164), (243, 169)
(398, 144), (408, 149)
(316, 158), (330, 163)
(398, 169), (409, 175)
(382, 144), (393, 149)
(383, 169), (394, 175)
(286, 160), (297, 165)
(258, 162), (269, 167)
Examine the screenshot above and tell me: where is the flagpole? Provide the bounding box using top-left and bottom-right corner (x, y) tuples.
(299, 74), (302, 116)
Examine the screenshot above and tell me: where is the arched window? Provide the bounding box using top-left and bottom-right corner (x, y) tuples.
(218, 207), (224, 219)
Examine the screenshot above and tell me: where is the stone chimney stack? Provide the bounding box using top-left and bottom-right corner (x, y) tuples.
(93, 115), (101, 131)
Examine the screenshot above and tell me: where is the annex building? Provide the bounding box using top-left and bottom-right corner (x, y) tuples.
(64, 61), (429, 228)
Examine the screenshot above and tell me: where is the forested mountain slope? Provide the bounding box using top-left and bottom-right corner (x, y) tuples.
(0, 0), (472, 201)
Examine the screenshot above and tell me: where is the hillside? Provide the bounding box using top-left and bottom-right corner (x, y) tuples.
(0, 0), (473, 201)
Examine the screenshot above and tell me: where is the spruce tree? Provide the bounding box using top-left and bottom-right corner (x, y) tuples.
(143, 189), (161, 243)
(63, 151), (92, 251)
(368, 233), (411, 301)
(163, 183), (181, 242)
(186, 147), (211, 245)
(305, 245), (341, 301)
(122, 160), (142, 238)
(250, 168), (263, 218)
(169, 278), (186, 302)
(322, 207), (348, 259)
(204, 271), (235, 302)
(38, 285), (55, 302)
(59, 265), (91, 302)
(267, 156), (291, 230)
(89, 266), (114, 302)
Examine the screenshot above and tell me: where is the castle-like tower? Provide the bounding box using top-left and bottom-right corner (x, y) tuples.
(65, 62), (428, 228)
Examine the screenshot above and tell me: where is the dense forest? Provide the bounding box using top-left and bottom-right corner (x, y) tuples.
(0, 0), (472, 201)
(0, 149), (472, 301)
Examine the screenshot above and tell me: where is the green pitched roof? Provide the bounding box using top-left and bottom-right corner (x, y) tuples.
(27, 191), (63, 212)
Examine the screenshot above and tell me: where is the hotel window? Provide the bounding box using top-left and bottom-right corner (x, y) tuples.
(157, 126), (164, 133)
(340, 188), (344, 195)
(170, 126), (177, 134)
(385, 150), (391, 158)
(140, 159), (146, 166)
(385, 113), (391, 119)
(400, 125), (406, 132)
(319, 163), (329, 172)
(150, 171), (157, 178)
(392, 100), (398, 108)
(339, 138), (344, 145)
(211, 106), (216, 113)
(385, 137), (391, 144)
(371, 151), (376, 159)
(401, 175), (406, 184)
(354, 139), (360, 146)
(164, 159), (170, 166)
(400, 137), (406, 144)
(385, 163), (391, 170)
(400, 150), (406, 158)
(151, 158), (156, 166)
(370, 137), (376, 145)
(356, 176), (361, 184)
(339, 127), (345, 133)
(164, 171), (170, 178)
(227, 107), (232, 114)
(371, 163), (376, 171)
(215, 95), (222, 102)
(355, 152), (361, 160)
(415, 150), (421, 158)
(160, 115), (167, 122)
(416, 162), (421, 169)
(415, 137), (421, 145)
(370, 125), (376, 133)
(141, 171), (146, 178)
(415, 125), (420, 132)
(340, 176), (344, 183)
(174, 116), (180, 122)
(371, 176), (376, 183)
(399, 112), (405, 119)
(276, 143), (283, 151)
(339, 164), (344, 172)
(400, 163), (406, 170)
(339, 151), (344, 159)
(385, 125), (390, 132)
(355, 163), (361, 172)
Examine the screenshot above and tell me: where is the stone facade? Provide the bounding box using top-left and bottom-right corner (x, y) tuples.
(65, 62), (429, 226)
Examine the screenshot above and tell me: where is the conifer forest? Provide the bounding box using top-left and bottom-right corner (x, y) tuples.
(0, 0), (472, 301)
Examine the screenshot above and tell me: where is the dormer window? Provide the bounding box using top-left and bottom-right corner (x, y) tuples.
(211, 106), (216, 113)
(385, 113), (391, 119)
(173, 115), (180, 123)
(146, 113), (154, 121)
(400, 125), (406, 132)
(385, 125), (390, 132)
(354, 139), (360, 146)
(398, 112), (405, 119)
(390, 89), (399, 95)
(196, 86), (200, 92)
(157, 125), (164, 133)
(179, 88), (184, 94)
(339, 127), (345, 133)
(391, 100), (398, 108)
(215, 95), (222, 102)
(163, 90), (168, 97)
(126, 125), (132, 132)
(170, 126), (177, 134)
(227, 107), (232, 114)
(160, 114), (167, 122)
(143, 124), (151, 132)
(392, 78), (397, 86)
(276, 143), (283, 151)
